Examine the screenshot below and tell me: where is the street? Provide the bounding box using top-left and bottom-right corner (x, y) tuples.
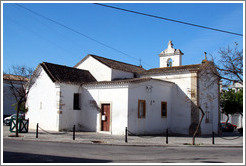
(3, 139), (243, 163)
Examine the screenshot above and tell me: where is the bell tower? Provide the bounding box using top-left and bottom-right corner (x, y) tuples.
(159, 41), (184, 68)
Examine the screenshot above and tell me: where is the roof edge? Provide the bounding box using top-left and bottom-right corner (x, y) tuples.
(83, 77), (174, 87)
(73, 54), (91, 68)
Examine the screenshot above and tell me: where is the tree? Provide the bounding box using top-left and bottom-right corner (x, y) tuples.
(11, 101), (28, 113)
(192, 62), (219, 145)
(220, 88), (243, 123)
(212, 43), (243, 85)
(4, 65), (37, 137)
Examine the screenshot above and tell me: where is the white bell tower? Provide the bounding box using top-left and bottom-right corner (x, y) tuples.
(159, 41), (184, 68)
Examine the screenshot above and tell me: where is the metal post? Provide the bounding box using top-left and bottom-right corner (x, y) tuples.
(73, 125), (75, 140)
(212, 131), (215, 144)
(166, 128), (168, 144)
(125, 127), (128, 143)
(36, 123), (39, 138)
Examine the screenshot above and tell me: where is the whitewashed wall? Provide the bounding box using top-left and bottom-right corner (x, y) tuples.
(160, 54), (182, 67)
(111, 69), (134, 80)
(82, 85), (129, 135)
(75, 56), (112, 81)
(199, 70), (219, 134)
(76, 56), (135, 81)
(58, 83), (83, 131)
(26, 68), (60, 131)
(3, 81), (19, 116)
(141, 73), (192, 135)
(128, 80), (174, 135)
(221, 113), (243, 128)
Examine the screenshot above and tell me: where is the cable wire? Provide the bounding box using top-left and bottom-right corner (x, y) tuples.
(14, 4), (154, 68)
(94, 3), (243, 37)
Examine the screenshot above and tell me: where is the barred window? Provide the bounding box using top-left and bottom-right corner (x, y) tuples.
(73, 93), (80, 110)
(161, 102), (167, 117)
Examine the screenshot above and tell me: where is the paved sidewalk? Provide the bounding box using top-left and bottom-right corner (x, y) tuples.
(3, 126), (243, 147)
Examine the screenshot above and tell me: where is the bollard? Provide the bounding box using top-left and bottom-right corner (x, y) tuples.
(73, 125), (75, 140)
(125, 127), (128, 143)
(166, 128), (168, 144)
(212, 131), (215, 144)
(36, 123), (39, 138)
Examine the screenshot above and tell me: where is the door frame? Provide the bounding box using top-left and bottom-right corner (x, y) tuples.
(100, 102), (112, 134)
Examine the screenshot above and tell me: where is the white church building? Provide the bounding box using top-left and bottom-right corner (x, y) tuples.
(26, 41), (220, 136)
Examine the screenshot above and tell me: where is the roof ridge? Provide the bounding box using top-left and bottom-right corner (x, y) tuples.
(43, 62), (89, 72)
(89, 54), (144, 69)
(41, 62), (57, 82)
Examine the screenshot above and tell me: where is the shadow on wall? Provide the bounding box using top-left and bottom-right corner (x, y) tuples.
(127, 80), (218, 136)
(77, 88), (101, 132)
(175, 82), (206, 136)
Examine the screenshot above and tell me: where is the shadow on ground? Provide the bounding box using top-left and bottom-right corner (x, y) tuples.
(3, 151), (112, 163)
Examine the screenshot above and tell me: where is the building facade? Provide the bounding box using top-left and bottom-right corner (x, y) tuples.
(26, 41), (220, 135)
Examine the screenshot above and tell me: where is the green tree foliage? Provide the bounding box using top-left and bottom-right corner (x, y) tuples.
(221, 89), (243, 117)
(11, 101), (28, 113)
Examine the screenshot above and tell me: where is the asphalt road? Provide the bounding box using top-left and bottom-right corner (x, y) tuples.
(3, 139), (243, 163)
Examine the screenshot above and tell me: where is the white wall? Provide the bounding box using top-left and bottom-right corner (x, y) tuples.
(82, 85), (129, 135)
(171, 84), (191, 135)
(199, 70), (220, 134)
(59, 83), (83, 131)
(76, 56), (135, 81)
(26, 68), (60, 131)
(111, 69), (134, 80)
(160, 55), (182, 67)
(128, 80), (174, 135)
(3, 81), (18, 116)
(75, 56), (112, 81)
(141, 73), (192, 135)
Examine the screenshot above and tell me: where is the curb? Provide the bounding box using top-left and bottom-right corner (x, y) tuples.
(3, 137), (243, 148)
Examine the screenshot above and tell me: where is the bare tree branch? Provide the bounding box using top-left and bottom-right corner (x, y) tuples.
(211, 43), (243, 85)
(4, 65), (39, 137)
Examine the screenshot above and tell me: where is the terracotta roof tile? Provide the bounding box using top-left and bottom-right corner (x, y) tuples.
(3, 74), (28, 81)
(140, 64), (202, 75)
(41, 62), (96, 85)
(83, 77), (173, 86)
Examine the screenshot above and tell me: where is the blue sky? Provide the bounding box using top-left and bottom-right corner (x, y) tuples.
(2, 2), (244, 72)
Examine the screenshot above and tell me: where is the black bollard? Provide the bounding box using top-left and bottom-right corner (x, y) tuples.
(36, 123), (39, 138)
(166, 128), (168, 144)
(125, 127), (128, 143)
(73, 125), (75, 140)
(212, 131), (215, 144)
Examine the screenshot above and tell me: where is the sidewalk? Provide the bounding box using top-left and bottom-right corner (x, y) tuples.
(3, 126), (243, 147)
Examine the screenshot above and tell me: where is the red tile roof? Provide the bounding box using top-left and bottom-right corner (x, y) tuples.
(140, 61), (218, 76)
(140, 64), (202, 75)
(83, 77), (173, 86)
(3, 74), (28, 81)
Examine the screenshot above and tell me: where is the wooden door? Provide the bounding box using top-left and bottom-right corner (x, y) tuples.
(101, 104), (110, 131)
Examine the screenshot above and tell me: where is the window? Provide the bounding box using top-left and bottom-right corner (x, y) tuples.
(161, 102), (167, 117)
(138, 100), (146, 118)
(73, 93), (80, 110)
(167, 58), (173, 67)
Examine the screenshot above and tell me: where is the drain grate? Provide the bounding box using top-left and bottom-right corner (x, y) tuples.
(91, 140), (105, 144)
